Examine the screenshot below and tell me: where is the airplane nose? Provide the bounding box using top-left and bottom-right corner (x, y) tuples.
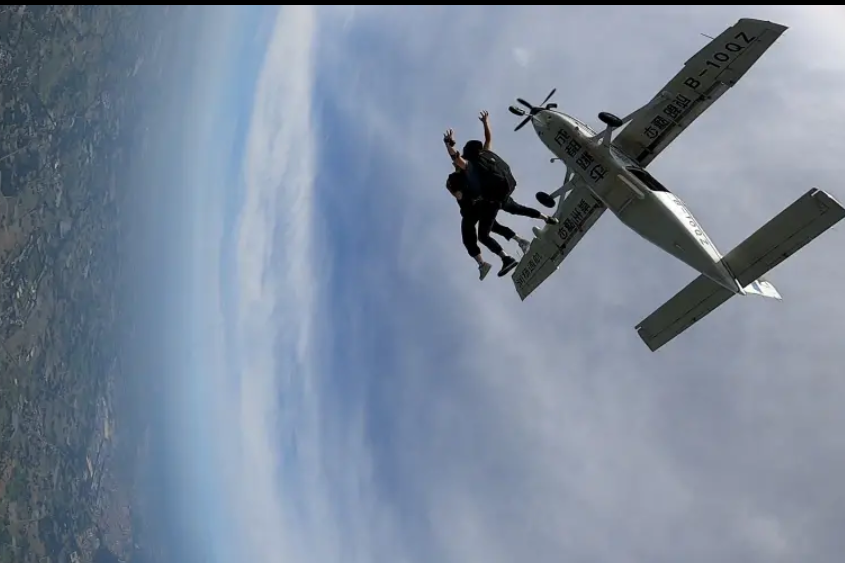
(533, 112), (552, 130)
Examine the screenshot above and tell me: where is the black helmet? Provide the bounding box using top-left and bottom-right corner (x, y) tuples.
(462, 140), (483, 161)
(446, 171), (466, 194)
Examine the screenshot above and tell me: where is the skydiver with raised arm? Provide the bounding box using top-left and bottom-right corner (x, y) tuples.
(444, 110), (558, 278)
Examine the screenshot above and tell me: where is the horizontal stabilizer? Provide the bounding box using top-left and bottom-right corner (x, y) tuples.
(636, 188), (845, 351)
(722, 189), (844, 287)
(635, 275), (734, 352)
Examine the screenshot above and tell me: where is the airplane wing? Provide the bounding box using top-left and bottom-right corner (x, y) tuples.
(613, 18), (788, 167)
(512, 179), (606, 300)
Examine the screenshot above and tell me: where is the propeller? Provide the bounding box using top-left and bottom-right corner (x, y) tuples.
(509, 88), (557, 131)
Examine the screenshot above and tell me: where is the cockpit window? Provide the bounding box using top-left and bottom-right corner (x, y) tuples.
(559, 114), (598, 136)
(627, 166), (671, 193)
(569, 116), (597, 136)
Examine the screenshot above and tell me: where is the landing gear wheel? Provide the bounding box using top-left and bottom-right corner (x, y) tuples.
(598, 111), (624, 128)
(536, 191), (556, 209)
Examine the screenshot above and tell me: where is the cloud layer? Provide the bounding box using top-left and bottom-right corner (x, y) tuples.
(223, 6), (845, 563)
(229, 4), (323, 561)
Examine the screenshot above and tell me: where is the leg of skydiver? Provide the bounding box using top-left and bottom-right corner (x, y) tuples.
(501, 196), (559, 226)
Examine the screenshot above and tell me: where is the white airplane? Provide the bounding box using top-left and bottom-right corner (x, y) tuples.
(507, 17), (845, 352)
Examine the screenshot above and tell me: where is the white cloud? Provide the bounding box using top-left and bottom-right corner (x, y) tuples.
(209, 5), (845, 563)
(225, 5), (328, 562)
(512, 47), (532, 68)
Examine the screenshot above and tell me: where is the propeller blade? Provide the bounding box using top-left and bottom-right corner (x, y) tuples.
(540, 88), (556, 107)
(514, 115), (532, 132)
(516, 98), (533, 110)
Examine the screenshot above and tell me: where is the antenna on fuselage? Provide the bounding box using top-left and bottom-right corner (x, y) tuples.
(700, 32), (715, 40)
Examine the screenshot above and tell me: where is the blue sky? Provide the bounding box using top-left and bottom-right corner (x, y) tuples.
(159, 5), (845, 563)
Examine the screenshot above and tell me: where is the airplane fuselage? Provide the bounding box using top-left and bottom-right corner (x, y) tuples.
(532, 109), (744, 294)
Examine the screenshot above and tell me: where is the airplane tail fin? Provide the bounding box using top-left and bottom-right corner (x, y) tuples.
(636, 188), (845, 352)
(742, 277), (782, 300)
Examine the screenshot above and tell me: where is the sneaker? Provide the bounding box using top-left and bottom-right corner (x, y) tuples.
(478, 262), (492, 280)
(544, 215), (559, 226)
(516, 237), (531, 254)
(498, 255), (518, 277)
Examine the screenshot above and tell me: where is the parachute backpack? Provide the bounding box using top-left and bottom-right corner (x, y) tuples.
(463, 141), (516, 203)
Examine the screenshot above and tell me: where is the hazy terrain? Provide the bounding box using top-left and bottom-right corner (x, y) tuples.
(0, 5), (190, 562)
